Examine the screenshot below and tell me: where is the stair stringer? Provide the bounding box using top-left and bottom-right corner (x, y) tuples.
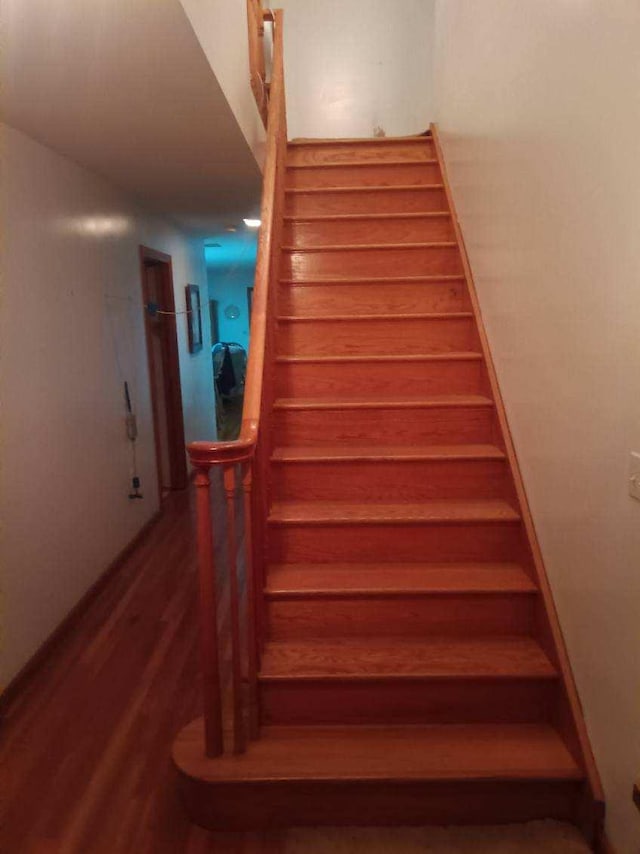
(430, 122), (605, 846)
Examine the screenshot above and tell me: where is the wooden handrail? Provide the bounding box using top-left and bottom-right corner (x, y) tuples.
(247, 0), (272, 126)
(188, 8), (284, 470)
(189, 7), (286, 758)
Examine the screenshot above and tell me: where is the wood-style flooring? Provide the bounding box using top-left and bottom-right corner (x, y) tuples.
(0, 487), (590, 853)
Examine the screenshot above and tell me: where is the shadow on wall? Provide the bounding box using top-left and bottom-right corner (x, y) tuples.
(205, 230), (258, 439)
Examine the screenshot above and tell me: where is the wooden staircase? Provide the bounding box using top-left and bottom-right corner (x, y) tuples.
(174, 130), (604, 841)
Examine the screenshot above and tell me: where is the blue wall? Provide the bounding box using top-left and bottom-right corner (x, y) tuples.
(205, 232), (258, 354)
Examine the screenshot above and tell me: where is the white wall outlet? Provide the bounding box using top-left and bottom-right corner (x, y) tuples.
(629, 452), (640, 501)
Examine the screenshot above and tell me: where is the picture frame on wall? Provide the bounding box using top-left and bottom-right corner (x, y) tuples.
(185, 284), (203, 354)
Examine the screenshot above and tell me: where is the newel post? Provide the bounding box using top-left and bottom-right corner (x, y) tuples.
(193, 466), (224, 758)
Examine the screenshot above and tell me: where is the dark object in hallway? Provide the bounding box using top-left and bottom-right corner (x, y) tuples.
(215, 344), (236, 396)
(213, 342), (247, 440)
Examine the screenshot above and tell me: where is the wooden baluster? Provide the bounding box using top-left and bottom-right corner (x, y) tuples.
(242, 460), (259, 739)
(250, 434), (268, 667)
(247, 0), (268, 126)
(223, 464), (246, 754)
(194, 467), (223, 757)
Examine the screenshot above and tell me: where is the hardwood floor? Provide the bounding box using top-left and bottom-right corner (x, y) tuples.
(1, 489), (210, 854)
(1, 487), (592, 853)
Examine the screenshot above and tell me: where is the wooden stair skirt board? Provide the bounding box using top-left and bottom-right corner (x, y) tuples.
(175, 129), (604, 843)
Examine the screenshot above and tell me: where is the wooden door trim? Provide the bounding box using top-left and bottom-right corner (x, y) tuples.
(139, 245), (188, 500)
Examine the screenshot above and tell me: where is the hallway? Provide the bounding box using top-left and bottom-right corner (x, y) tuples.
(0, 486), (590, 853)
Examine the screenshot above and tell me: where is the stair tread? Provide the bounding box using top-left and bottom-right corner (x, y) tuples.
(266, 562), (536, 597)
(288, 158), (438, 169)
(280, 274), (465, 285)
(283, 242), (457, 252)
(268, 499), (520, 526)
(282, 274), (465, 283)
(273, 394), (494, 410)
(286, 184), (445, 195)
(179, 721), (581, 783)
(271, 444), (505, 462)
(283, 212), (450, 222)
(276, 352), (482, 364)
(289, 135), (432, 145)
(278, 313), (473, 322)
(260, 636), (556, 680)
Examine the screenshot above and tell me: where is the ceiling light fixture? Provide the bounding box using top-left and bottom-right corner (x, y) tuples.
(243, 218), (261, 228)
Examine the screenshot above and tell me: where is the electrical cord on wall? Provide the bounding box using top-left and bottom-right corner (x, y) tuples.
(105, 293), (144, 500)
(144, 302), (193, 317)
(124, 381), (143, 500)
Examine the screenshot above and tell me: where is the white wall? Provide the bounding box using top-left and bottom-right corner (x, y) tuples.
(277, 0), (436, 140)
(179, 0), (266, 169)
(433, 3), (640, 851)
(0, 125), (216, 687)
(181, 0), (437, 143)
(2, 0), (263, 236)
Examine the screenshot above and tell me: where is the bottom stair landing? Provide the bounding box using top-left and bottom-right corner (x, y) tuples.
(173, 720), (585, 831)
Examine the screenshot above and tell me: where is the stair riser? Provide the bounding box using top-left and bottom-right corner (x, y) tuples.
(276, 360), (486, 399)
(277, 317), (478, 356)
(267, 523), (523, 563)
(287, 140), (436, 166)
(286, 162), (441, 190)
(279, 281), (471, 316)
(283, 215), (454, 246)
(274, 405), (495, 446)
(282, 246), (462, 279)
(261, 678), (556, 725)
(285, 187), (448, 216)
(266, 594), (535, 639)
(176, 776), (582, 830)
(271, 459), (508, 501)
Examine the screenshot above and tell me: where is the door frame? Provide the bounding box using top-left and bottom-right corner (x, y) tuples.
(139, 245), (188, 501)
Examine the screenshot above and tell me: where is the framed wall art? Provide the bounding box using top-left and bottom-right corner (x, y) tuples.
(185, 284), (203, 354)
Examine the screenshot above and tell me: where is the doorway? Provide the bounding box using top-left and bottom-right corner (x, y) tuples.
(209, 298), (220, 347)
(139, 246), (188, 501)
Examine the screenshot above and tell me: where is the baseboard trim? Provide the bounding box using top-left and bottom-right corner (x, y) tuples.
(0, 508), (163, 716)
